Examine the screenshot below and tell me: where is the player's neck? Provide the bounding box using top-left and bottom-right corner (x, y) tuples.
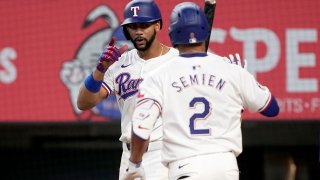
(137, 41), (168, 60)
(177, 43), (206, 55)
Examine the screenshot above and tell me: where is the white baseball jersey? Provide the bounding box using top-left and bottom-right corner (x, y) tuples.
(102, 47), (179, 143)
(135, 52), (272, 164)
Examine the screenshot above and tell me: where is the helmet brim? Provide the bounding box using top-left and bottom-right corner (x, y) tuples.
(121, 17), (161, 26)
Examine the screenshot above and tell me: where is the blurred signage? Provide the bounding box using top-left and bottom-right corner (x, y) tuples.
(0, 0), (319, 122)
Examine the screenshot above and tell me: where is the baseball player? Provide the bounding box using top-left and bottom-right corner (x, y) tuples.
(77, 1), (218, 179)
(124, 2), (279, 180)
(78, 1), (176, 179)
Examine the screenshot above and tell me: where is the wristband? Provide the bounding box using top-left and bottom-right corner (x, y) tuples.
(84, 73), (103, 93)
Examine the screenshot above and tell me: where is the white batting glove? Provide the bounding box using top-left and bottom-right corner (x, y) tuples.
(205, 0), (216, 4)
(123, 161), (145, 180)
(224, 53), (247, 70)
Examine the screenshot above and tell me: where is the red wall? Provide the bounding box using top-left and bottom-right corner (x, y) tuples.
(1, 0), (319, 122)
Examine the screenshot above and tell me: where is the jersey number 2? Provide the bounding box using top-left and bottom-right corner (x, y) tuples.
(189, 97), (211, 135)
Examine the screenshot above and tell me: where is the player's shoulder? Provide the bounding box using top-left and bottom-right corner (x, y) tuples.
(146, 47), (179, 68)
(168, 47), (179, 56)
(156, 47), (179, 61)
(119, 49), (138, 63)
(208, 52), (244, 69)
(145, 56), (173, 79)
(207, 52), (225, 61)
(205, 52), (251, 81)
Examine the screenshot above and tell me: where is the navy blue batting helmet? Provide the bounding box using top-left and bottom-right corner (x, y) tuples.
(169, 2), (209, 47)
(121, 0), (162, 40)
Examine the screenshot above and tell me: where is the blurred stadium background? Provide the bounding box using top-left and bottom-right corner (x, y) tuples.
(0, 0), (319, 179)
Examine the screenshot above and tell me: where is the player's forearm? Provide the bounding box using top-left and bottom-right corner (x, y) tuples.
(77, 69), (109, 110)
(129, 133), (149, 164)
(77, 85), (104, 110)
(92, 69), (106, 81)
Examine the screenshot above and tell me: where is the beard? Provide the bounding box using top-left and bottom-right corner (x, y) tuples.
(131, 30), (157, 51)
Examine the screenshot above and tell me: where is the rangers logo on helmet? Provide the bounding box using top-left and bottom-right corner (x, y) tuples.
(130, 6), (140, 17)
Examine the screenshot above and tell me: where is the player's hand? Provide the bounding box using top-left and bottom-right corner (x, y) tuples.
(205, 0), (216, 4)
(224, 53), (247, 70)
(96, 37), (128, 73)
(123, 160), (145, 180)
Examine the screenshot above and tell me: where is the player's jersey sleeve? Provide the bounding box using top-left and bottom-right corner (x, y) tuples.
(131, 71), (164, 140)
(138, 73), (163, 106)
(239, 70), (271, 113)
(101, 67), (114, 96)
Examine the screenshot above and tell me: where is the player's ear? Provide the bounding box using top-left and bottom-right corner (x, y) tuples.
(154, 21), (161, 32)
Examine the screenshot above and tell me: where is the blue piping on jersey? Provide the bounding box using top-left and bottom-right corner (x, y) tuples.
(260, 96), (279, 117)
(179, 53), (208, 58)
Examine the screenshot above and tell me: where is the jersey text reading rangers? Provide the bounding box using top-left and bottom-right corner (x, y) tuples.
(102, 48), (178, 143)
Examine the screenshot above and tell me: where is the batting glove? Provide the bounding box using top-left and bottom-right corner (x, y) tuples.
(123, 160), (145, 180)
(225, 53), (247, 70)
(96, 37), (121, 73)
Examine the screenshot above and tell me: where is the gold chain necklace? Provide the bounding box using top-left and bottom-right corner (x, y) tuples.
(159, 44), (164, 56)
